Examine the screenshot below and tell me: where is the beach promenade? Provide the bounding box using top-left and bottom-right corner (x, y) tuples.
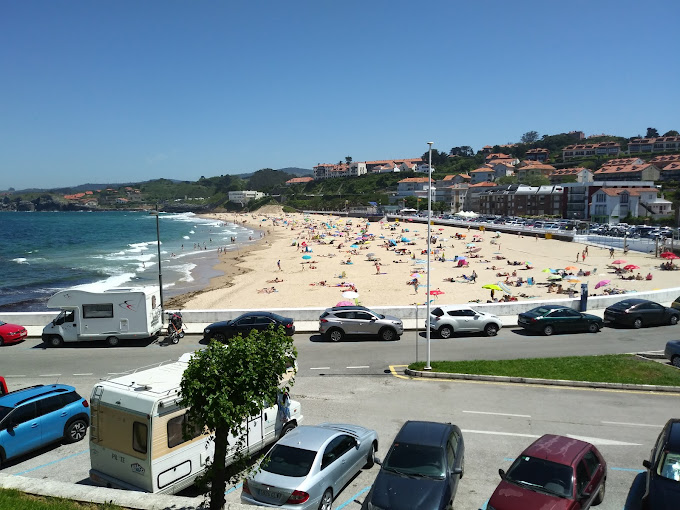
(165, 209), (680, 311)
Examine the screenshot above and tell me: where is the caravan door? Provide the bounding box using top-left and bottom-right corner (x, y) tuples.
(55, 310), (79, 342)
(246, 413), (263, 454)
(262, 405), (278, 447)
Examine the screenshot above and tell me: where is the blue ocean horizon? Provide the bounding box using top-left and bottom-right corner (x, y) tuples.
(0, 211), (258, 312)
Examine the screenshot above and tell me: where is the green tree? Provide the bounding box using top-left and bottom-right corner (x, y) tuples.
(345, 156), (353, 165)
(179, 330), (296, 510)
(663, 130), (679, 137)
(520, 131), (540, 144)
(646, 127), (660, 138)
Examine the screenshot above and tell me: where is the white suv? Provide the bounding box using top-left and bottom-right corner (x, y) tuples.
(429, 305), (502, 338)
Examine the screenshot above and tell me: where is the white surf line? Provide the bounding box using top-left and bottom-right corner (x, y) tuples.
(463, 410), (531, 418)
(601, 420), (662, 428)
(346, 366), (370, 369)
(39, 374), (61, 377)
(310, 367), (330, 370)
(73, 373), (93, 376)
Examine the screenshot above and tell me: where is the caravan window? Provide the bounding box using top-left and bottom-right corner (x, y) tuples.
(82, 303), (114, 319)
(133, 422), (148, 454)
(167, 413), (202, 448)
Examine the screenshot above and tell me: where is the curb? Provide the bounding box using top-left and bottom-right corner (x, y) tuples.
(403, 369), (680, 393)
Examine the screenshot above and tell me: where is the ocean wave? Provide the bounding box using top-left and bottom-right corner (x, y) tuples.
(11, 258), (28, 264)
(72, 272), (137, 292)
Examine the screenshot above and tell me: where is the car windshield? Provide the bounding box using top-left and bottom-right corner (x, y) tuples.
(506, 456), (573, 498)
(532, 307), (556, 315)
(0, 321), (5, 327)
(659, 450), (680, 481)
(261, 444), (316, 477)
(383, 442), (445, 479)
(0, 406), (12, 424)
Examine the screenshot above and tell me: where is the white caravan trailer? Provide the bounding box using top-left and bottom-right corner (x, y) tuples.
(88, 354), (303, 494)
(42, 288), (163, 347)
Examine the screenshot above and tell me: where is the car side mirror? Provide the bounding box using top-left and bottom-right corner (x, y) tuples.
(580, 490), (591, 500)
(451, 467), (463, 475)
(643, 459), (652, 469)
(498, 468), (506, 479)
(355, 440), (361, 449)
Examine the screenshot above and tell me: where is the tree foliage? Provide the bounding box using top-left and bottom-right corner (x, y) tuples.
(520, 131), (540, 144)
(663, 130), (679, 137)
(179, 329), (296, 510)
(646, 127), (660, 138)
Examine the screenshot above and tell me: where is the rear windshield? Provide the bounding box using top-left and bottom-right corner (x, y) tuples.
(611, 301), (636, 309)
(320, 312), (329, 319)
(261, 444), (316, 477)
(531, 307), (554, 315)
(431, 308), (444, 317)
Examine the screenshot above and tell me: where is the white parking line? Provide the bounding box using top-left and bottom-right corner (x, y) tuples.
(39, 374), (61, 377)
(463, 410), (531, 418)
(73, 373), (93, 376)
(310, 367), (330, 370)
(4, 375), (26, 377)
(346, 366), (370, 369)
(601, 420), (662, 428)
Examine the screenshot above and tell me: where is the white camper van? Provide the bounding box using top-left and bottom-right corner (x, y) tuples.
(42, 288), (163, 347)
(88, 354), (302, 494)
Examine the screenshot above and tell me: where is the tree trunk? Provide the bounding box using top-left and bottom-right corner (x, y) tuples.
(210, 425), (228, 510)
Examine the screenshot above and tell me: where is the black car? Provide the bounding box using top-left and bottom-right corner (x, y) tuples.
(517, 305), (603, 336)
(203, 311), (295, 342)
(665, 341), (680, 368)
(363, 421), (464, 510)
(642, 419), (680, 509)
(604, 298), (680, 329)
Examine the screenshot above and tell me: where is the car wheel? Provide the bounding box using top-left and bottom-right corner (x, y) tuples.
(364, 443), (375, 468)
(633, 317), (643, 329)
(588, 322), (600, 333)
(484, 324), (499, 337)
(319, 488), (333, 510)
(543, 324), (554, 336)
(439, 325), (453, 339)
(281, 422), (297, 436)
(65, 419), (88, 443)
(49, 335), (64, 348)
(379, 328), (397, 341)
(106, 336), (120, 347)
(672, 356), (680, 368)
(593, 480), (605, 505)
(212, 332), (226, 343)
(327, 329), (344, 342)
(670, 315), (679, 326)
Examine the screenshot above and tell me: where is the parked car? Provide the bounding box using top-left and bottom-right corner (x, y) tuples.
(488, 434), (606, 509)
(430, 305), (502, 338)
(0, 320), (28, 346)
(241, 423), (378, 509)
(362, 421), (464, 510)
(665, 341), (680, 368)
(517, 305), (603, 336)
(641, 418), (680, 509)
(319, 306), (403, 342)
(604, 298), (680, 329)
(0, 377), (7, 396)
(0, 384), (89, 467)
(671, 294), (680, 311)
(203, 311), (295, 342)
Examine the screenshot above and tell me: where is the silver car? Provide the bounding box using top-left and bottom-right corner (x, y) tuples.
(319, 306), (403, 342)
(241, 423), (379, 509)
(429, 305), (502, 338)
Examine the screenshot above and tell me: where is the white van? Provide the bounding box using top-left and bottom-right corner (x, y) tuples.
(42, 288), (163, 347)
(88, 354), (302, 494)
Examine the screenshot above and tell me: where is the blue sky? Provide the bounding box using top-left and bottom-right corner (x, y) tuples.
(2, 1), (679, 190)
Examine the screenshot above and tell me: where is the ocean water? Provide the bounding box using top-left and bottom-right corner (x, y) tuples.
(0, 211), (258, 311)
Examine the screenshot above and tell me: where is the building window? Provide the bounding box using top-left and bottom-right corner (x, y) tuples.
(620, 194), (629, 204)
(596, 194), (606, 203)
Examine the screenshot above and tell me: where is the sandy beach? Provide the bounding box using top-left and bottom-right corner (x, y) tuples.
(165, 209), (680, 311)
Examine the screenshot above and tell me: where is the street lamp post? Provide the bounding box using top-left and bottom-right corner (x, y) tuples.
(151, 208), (164, 311)
(425, 142), (434, 370)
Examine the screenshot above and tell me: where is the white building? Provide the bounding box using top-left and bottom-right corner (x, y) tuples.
(228, 190), (265, 204)
(590, 187), (672, 224)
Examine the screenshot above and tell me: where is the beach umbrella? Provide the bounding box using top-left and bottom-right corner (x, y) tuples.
(542, 268), (556, 273)
(366, 253), (376, 258)
(342, 291), (359, 299)
(660, 251), (675, 258)
(336, 300), (354, 307)
(564, 266), (578, 271)
(302, 255), (312, 260)
(497, 282), (513, 295)
(471, 247), (482, 253)
(429, 289), (445, 300)
(350, 244), (359, 248)
(666, 253), (680, 260)
(401, 237), (411, 242)
(595, 279), (611, 289)
(564, 275), (580, 282)
(624, 264), (640, 270)
(482, 284), (503, 291)
(410, 273), (422, 278)
(547, 275), (563, 281)
(466, 243), (475, 248)
(612, 259), (626, 265)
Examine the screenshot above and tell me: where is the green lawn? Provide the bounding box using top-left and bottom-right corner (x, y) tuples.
(409, 354), (680, 386)
(0, 489), (127, 510)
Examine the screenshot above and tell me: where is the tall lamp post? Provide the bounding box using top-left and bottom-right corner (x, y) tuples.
(425, 142), (434, 370)
(150, 208), (164, 311)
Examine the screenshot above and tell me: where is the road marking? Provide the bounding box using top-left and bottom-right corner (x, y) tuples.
(310, 367), (330, 370)
(13, 450), (88, 476)
(107, 372), (128, 375)
(337, 485), (371, 509)
(463, 410), (531, 418)
(611, 467), (645, 473)
(225, 482), (243, 495)
(602, 421), (662, 428)
(346, 366), (370, 369)
(73, 373), (93, 376)
(461, 429), (642, 446)
(462, 429), (539, 439)
(4, 375), (26, 377)
(39, 374), (61, 377)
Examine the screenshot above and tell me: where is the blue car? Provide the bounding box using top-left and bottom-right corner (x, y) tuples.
(0, 384), (90, 467)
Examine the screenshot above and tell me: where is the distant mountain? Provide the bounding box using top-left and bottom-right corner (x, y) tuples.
(277, 167), (313, 177)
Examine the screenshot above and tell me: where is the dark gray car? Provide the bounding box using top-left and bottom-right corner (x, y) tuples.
(319, 306), (403, 342)
(665, 340), (680, 368)
(363, 421), (464, 510)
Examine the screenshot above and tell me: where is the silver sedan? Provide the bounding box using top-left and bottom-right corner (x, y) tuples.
(241, 423), (378, 509)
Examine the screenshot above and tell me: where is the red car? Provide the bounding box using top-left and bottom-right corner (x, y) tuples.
(488, 434), (607, 510)
(0, 320), (28, 346)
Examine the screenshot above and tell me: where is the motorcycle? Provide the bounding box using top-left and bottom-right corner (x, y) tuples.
(165, 311), (185, 344)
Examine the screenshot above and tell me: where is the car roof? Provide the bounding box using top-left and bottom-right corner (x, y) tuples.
(0, 384), (75, 408)
(436, 305), (473, 311)
(276, 424), (360, 451)
(529, 305), (567, 312)
(522, 434), (590, 465)
(394, 421), (454, 448)
(611, 298), (654, 307)
(234, 311), (289, 321)
(327, 306), (373, 313)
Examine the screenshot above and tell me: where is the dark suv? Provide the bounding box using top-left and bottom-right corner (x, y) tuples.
(641, 418), (680, 509)
(319, 306), (403, 342)
(363, 421), (465, 510)
(0, 384), (90, 467)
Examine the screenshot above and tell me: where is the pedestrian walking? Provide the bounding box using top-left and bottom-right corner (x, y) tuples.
(577, 252), (580, 262)
(609, 247), (615, 258)
(277, 259), (281, 271)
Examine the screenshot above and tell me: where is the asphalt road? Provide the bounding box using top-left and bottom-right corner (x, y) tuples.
(2, 324), (679, 510)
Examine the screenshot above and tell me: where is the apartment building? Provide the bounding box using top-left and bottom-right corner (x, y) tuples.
(525, 148), (550, 162)
(562, 142), (621, 160)
(628, 136), (680, 154)
(592, 163), (660, 182)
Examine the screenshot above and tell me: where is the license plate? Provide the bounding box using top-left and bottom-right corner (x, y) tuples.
(257, 488), (282, 499)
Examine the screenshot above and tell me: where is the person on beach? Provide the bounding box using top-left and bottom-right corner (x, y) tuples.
(375, 262), (381, 274)
(609, 247), (615, 258)
(277, 260), (281, 271)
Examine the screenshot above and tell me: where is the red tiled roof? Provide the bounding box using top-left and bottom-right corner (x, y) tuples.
(563, 142), (621, 150)
(485, 153), (513, 160)
(601, 157), (644, 167)
(520, 162), (556, 171)
(594, 163), (654, 175)
(471, 167), (495, 173)
(398, 177), (431, 183)
(526, 148), (550, 154)
(286, 177), (314, 184)
(366, 158), (423, 165)
(442, 173), (471, 181)
(469, 182), (497, 187)
(598, 187), (657, 197)
(551, 167), (588, 175)
(661, 162), (680, 171)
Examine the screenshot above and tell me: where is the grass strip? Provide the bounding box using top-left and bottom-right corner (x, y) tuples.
(0, 488), (127, 510)
(409, 354), (680, 386)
